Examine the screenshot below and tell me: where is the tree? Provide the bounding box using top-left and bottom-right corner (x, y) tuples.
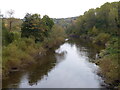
(41, 15), (54, 37)
(21, 13), (54, 42)
(108, 7), (118, 35)
(67, 2), (119, 37)
(21, 13), (42, 42)
(7, 9), (14, 18)
(7, 9), (15, 31)
(83, 9), (96, 32)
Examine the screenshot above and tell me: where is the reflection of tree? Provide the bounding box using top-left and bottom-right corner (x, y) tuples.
(3, 48), (67, 88)
(3, 38), (104, 88)
(68, 38), (104, 60)
(27, 50), (67, 86)
(27, 51), (56, 86)
(2, 71), (24, 88)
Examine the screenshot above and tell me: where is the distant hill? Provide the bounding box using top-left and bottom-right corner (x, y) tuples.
(52, 17), (78, 29)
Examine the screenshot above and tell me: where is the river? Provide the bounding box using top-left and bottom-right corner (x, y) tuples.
(3, 38), (105, 88)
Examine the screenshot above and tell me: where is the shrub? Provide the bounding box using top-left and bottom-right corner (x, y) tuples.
(88, 26), (99, 36)
(2, 38), (37, 77)
(43, 25), (65, 48)
(99, 54), (119, 85)
(93, 33), (110, 45)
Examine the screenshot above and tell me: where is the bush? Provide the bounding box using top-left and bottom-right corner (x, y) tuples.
(13, 32), (21, 41)
(43, 25), (66, 48)
(97, 36), (119, 88)
(2, 38), (39, 77)
(99, 37), (119, 56)
(93, 33), (110, 45)
(99, 54), (119, 86)
(2, 30), (14, 46)
(2, 28), (21, 46)
(88, 26), (99, 36)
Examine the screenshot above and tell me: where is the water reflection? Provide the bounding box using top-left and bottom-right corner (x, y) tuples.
(3, 38), (105, 88)
(27, 50), (67, 86)
(2, 71), (24, 88)
(68, 38), (104, 61)
(3, 50), (67, 88)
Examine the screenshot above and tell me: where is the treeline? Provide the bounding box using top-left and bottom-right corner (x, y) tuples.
(2, 13), (66, 78)
(67, 2), (119, 38)
(53, 17), (78, 29)
(66, 1), (120, 88)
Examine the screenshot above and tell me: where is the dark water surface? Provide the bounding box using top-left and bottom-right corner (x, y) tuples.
(3, 39), (105, 88)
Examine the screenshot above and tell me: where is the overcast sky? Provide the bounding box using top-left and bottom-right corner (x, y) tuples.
(0, 0), (119, 18)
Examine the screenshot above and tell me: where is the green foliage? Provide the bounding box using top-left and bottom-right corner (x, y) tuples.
(2, 13), (65, 78)
(42, 15), (54, 30)
(21, 13), (42, 41)
(12, 32), (21, 41)
(2, 20), (21, 46)
(21, 13), (54, 42)
(88, 26), (98, 36)
(105, 37), (119, 54)
(2, 37), (45, 77)
(43, 25), (65, 48)
(41, 15), (54, 37)
(67, 2), (119, 37)
(93, 33), (110, 45)
(99, 37), (119, 57)
(50, 25), (65, 40)
(66, 1), (119, 88)
(2, 29), (14, 46)
(3, 18), (22, 32)
(99, 54), (119, 85)
(2, 30), (21, 46)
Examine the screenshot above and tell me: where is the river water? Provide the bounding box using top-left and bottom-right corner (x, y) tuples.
(3, 38), (105, 88)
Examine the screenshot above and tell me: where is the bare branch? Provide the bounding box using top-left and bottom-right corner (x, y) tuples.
(7, 9), (15, 18)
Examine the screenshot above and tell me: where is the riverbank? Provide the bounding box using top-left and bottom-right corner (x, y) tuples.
(95, 37), (120, 89)
(3, 38), (65, 79)
(73, 35), (119, 89)
(3, 38), (105, 88)
(65, 2), (119, 88)
(2, 24), (66, 80)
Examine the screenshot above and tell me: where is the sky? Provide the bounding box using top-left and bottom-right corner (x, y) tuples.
(0, 0), (119, 19)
